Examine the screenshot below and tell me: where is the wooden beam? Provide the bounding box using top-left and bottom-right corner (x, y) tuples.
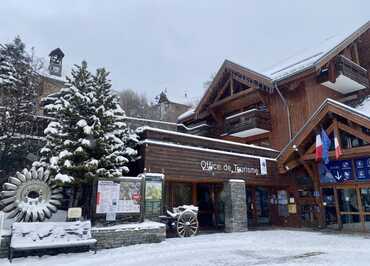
(210, 87), (257, 109)
(303, 145), (370, 161)
(337, 121), (370, 143)
(230, 78), (234, 96)
(214, 78), (231, 102)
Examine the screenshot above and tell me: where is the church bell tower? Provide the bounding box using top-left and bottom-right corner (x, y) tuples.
(48, 48), (64, 77)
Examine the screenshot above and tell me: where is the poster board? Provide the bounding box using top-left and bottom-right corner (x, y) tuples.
(117, 178), (142, 214)
(143, 173), (164, 221)
(96, 177), (143, 222)
(288, 204), (297, 214)
(96, 181), (120, 214)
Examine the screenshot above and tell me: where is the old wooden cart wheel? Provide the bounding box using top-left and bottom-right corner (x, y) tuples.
(177, 210), (199, 237)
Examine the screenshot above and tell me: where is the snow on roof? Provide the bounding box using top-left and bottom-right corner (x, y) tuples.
(263, 30), (354, 81)
(355, 97), (370, 115)
(142, 139), (276, 161)
(139, 126), (279, 153)
(39, 69), (67, 83)
(177, 108), (195, 121)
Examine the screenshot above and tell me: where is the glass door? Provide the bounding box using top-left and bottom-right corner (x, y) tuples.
(322, 188), (339, 228)
(255, 187), (270, 225)
(245, 188), (254, 226)
(337, 187), (362, 231)
(359, 187), (370, 231)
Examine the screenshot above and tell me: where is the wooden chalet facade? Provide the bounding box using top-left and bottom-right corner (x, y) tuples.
(138, 21), (370, 232)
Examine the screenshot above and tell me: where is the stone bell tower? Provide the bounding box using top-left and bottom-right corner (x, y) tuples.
(48, 48), (64, 77)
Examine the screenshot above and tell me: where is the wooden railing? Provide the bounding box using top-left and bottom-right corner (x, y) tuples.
(224, 109), (271, 135)
(337, 55), (369, 88)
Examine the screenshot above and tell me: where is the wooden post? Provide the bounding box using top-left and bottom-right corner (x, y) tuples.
(333, 187), (342, 230)
(192, 182), (197, 206)
(356, 187), (366, 232)
(311, 162), (325, 228)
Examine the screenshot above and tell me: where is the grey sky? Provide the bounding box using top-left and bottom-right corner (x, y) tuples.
(1, 0), (369, 104)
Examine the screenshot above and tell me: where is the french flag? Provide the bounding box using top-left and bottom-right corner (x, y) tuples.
(334, 135), (342, 159)
(315, 133), (323, 162)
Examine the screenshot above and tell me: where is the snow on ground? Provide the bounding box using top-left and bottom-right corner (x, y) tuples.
(2, 229), (370, 266)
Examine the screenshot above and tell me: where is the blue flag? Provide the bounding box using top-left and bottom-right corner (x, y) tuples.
(321, 128), (331, 164)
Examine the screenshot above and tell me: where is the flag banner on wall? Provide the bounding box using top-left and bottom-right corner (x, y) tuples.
(260, 158), (267, 175)
(321, 128), (331, 165)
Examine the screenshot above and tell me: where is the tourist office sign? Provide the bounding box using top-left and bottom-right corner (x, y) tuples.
(200, 157), (267, 176)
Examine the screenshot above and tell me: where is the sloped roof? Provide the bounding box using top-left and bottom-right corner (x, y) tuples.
(180, 20), (370, 121)
(278, 98), (370, 166)
(263, 21), (370, 82)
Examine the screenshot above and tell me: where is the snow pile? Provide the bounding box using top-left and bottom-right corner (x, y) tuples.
(177, 108), (195, 121)
(92, 221), (165, 232)
(4, 230), (370, 265)
(55, 173), (74, 183)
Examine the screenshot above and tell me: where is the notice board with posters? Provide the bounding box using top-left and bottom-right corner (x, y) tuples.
(95, 177), (143, 223)
(142, 173), (164, 221)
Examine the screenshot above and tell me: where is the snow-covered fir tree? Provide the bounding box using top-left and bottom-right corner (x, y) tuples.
(37, 62), (138, 210)
(0, 37), (41, 180)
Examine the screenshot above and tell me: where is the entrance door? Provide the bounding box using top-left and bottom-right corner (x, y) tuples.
(196, 183), (224, 228)
(255, 187), (270, 225)
(246, 188), (254, 226)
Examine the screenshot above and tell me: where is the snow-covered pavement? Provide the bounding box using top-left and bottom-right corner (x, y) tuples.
(2, 229), (370, 266)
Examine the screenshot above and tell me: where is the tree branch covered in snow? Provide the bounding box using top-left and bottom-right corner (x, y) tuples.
(0, 37), (43, 180)
(35, 62), (139, 186)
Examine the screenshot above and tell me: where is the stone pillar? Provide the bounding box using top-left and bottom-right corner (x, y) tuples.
(224, 179), (248, 232)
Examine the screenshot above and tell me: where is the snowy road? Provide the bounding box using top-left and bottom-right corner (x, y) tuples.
(2, 229), (370, 266)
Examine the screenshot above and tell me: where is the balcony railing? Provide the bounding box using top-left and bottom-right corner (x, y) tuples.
(224, 108), (271, 137)
(336, 55), (369, 88)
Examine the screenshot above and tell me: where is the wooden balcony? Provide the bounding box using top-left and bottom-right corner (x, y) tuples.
(321, 55), (369, 94)
(337, 55), (369, 88)
(224, 109), (271, 138)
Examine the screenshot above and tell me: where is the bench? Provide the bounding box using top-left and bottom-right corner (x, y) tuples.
(9, 221), (97, 262)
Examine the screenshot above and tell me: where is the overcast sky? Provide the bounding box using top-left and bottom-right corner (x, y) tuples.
(1, 1), (369, 104)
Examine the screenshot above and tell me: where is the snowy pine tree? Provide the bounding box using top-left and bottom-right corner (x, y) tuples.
(38, 62), (138, 212)
(92, 68), (138, 179)
(0, 37), (41, 180)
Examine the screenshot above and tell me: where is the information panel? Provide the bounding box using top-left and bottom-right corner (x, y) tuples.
(96, 178), (142, 215)
(118, 179), (142, 213)
(354, 157), (370, 180)
(319, 160), (353, 183)
(143, 174), (164, 220)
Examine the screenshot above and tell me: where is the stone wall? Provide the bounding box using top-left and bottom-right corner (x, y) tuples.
(92, 222), (166, 250)
(224, 180), (248, 233)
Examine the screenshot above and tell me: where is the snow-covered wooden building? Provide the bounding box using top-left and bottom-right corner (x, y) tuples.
(139, 21), (370, 232)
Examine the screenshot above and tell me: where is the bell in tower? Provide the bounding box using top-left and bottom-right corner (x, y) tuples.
(48, 48), (64, 77)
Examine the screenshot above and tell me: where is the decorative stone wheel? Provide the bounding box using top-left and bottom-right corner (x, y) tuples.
(0, 167), (63, 222)
(176, 210), (199, 237)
